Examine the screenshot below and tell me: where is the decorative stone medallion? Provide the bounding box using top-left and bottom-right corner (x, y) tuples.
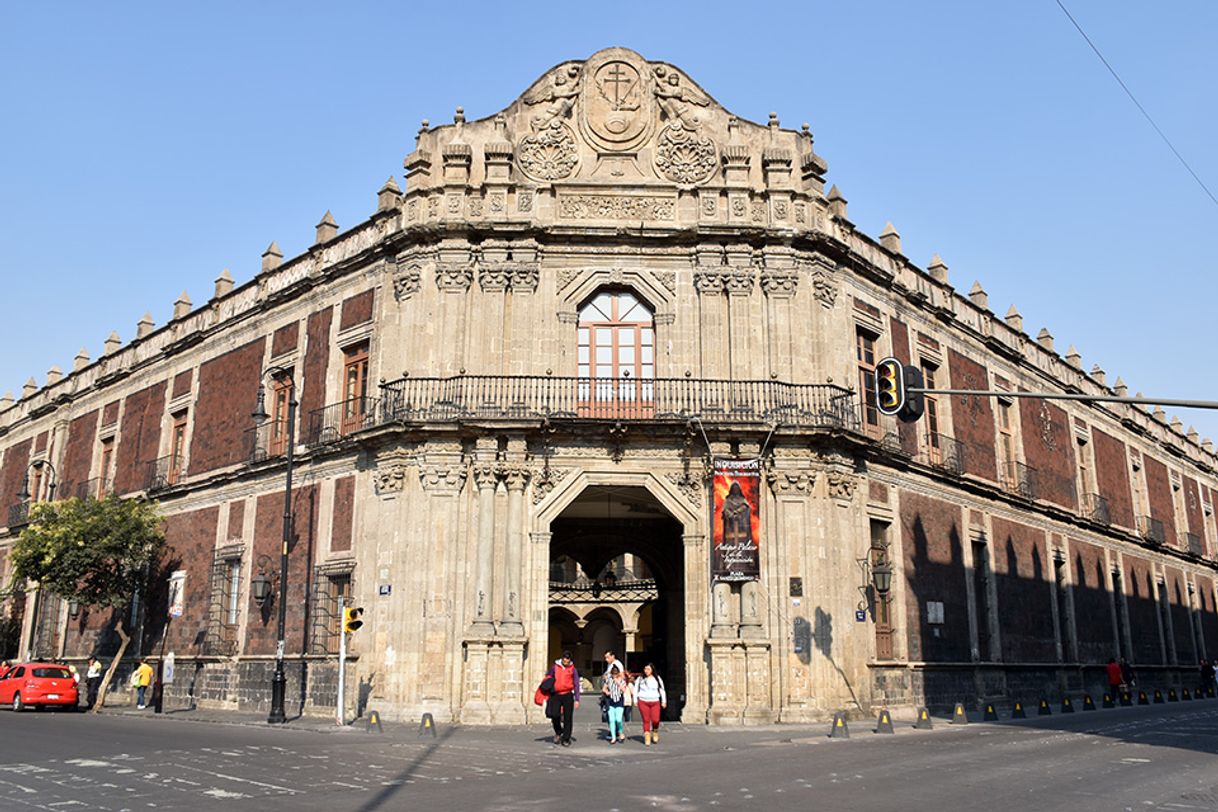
(517, 120), (580, 182)
(580, 50), (654, 153)
(655, 122), (717, 184)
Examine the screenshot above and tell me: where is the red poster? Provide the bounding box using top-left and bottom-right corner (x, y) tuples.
(712, 458), (761, 582)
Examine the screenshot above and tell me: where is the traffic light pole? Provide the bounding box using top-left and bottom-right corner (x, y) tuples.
(911, 389), (1218, 410)
(336, 625), (346, 727)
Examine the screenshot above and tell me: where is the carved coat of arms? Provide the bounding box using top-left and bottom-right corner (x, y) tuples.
(580, 50), (654, 152)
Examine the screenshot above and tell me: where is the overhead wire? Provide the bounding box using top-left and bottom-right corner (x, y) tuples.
(1054, 0), (1218, 210)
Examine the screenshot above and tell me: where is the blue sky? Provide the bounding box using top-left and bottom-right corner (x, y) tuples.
(2, 2), (1216, 441)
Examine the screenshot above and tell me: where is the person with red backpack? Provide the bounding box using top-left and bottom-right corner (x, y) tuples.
(545, 651), (581, 746)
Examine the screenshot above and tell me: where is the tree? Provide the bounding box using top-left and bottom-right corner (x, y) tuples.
(10, 494), (165, 710)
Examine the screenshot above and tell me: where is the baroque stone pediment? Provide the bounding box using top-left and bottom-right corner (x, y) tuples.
(406, 47), (828, 219)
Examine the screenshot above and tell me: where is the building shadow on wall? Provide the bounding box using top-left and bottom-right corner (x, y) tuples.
(814, 606), (860, 710)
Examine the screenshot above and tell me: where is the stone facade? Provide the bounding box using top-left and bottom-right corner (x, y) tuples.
(1, 48), (1217, 724)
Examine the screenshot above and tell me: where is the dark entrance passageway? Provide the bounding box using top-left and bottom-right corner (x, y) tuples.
(547, 484), (686, 720)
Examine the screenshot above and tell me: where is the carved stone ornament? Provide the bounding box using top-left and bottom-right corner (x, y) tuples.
(810, 266), (838, 309)
(557, 194), (675, 221)
(420, 462), (469, 494)
(665, 470), (704, 507)
(478, 264), (511, 292)
(518, 190), (534, 212)
(693, 269), (724, 294)
(766, 469), (816, 495)
(436, 263), (474, 292)
(654, 270), (677, 293)
(501, 464), (531, 491)
(723, 268), (755, 296)
(509, 264), (539, 292)
(517, 120), (580, 182)
(374, 451), (413, 495)
(580, 53), (654, 153)
(531, 466), (570, 505)
(760, 270), (798, 298)
(393, 262), (423, 301)
(557, 268), (581, 291)
(826, 470), (857, 502)
(655, 122), (718, 185)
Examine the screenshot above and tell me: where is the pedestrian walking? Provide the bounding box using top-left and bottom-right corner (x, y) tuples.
(544, 651), (580, 747)
(85, 657), (103, 709)
(1119, 657), (1136, 688)
(635, 662), (666, 746)
(1105, 657), (1123, 697)
(133, 659), (154, 709)
(603, 650), (624, 678)
(621, 670), (634, 739)
(602, 667), (626, 745)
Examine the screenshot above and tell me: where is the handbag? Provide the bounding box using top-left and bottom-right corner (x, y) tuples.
(599, 694), (609, 723)
(544, 694), (560, 719)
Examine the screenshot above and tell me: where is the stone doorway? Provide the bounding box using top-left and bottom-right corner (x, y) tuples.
(546, 484), (687, 720)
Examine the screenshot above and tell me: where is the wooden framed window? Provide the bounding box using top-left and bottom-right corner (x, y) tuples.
(342, 343), (370, 433)
(98, 437), (115, 497)
(856, 330), (879, 435)
(870, 520), (894, 660)
(577, 290), (654, 417)
(168, 411), (188, 484)
(997, 396), (1015, 484)
(269, 371), (294, 456)
(922, 362), (941, 462)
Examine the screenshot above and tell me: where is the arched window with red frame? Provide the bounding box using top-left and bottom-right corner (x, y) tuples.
(577, 289), (655, 417)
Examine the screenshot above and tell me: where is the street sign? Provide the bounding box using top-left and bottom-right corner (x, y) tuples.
(855, 609), (867, 622)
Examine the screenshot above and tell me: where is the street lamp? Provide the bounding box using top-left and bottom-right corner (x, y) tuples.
(18, 459), (58, 502)
(250, 573), (273, 608)
(251, 365), (297, 724)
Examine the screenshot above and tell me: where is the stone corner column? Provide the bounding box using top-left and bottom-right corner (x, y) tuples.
(468, 462), (499, 637)
(497, 464), (531, 638)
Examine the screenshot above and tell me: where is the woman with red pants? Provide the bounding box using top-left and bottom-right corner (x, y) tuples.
(634, 663), (667, 746)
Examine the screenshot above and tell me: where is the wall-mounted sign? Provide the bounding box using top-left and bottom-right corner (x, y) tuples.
(167, 570), (186, 619)
(378, 584), (392, 596)
(855, 609), (867, 622)
(712, 458), (761, 583)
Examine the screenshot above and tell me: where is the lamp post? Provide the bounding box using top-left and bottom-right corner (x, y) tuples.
(18, 459), (58, 503)
(251, 365), (296, 725)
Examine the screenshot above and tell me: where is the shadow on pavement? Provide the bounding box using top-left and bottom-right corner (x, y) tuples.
(353, 725), (457, 812)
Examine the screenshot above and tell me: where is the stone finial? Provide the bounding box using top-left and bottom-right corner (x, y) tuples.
(968, 281), (988, 309)
(927, 254), (949, 284)
(1036, 328), (1054, 351)
(1114, 376), (1128, 398)
(827, 185), (848, 219)
(46, 366), (62, 387)
(0, 392), (11, 410)
(315, 210), (338, 244)
(173, 291), (192, 320)
(1187, 426), (1199, 444)
(22, 377), (37, 399)
(801, 122), (811, 142)
(1064, 345), (1081, 368)
(1152, 405), (1166, 421)
(214, 268), (235, 298)
(1203, 438), (1213, 453)
(103, 331), (121, 356)
(261, 241), (283, 273)
(377, 176), (402, 212)
(136, 312), (155, 339)
(417, 119), (430, 143)
(74, 348), (90, 371)
(768, 111), (780, 132)
(879, 222), (902, 254)
(1005, 305), (1023, 332)
(454, 106), (465, 125)
(1090, 364), (1106, 386)
(1170, 416), (1183, 433)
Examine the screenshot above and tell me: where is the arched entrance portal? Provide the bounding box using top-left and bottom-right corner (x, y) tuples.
(548, 485), (686, 720)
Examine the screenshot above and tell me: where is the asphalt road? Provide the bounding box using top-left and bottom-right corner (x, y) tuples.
(0, 701), (1215, 811)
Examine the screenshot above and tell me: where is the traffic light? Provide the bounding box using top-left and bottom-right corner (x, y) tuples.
(901, 365), (925, 423)
(342, 606), (364, 634)
(875, 357), (905, 416)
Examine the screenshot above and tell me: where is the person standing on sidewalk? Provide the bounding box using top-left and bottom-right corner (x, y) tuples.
(133, 659), (154, 709)
(1105, 657), (1124, 698)
(85, 657), (103, 709)
(545, 651), (580, 746)
(635, 662), (666, 746)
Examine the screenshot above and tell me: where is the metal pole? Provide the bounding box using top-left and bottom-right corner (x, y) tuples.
(911, 388), (1218, 410)
(336, 621), (346, 726)
(268, 378), (296, 725)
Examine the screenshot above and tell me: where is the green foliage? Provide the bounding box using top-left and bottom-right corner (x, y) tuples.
(10, 494), (165, 610)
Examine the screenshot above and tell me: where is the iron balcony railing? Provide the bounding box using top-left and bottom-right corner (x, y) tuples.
(921, 432), (965, 476)
(1000, 460), (1040, 500)
(1140, 515), (1167, 545)
(304, 396), (381, 447)
(244, 421), (290, 464)
(72, 477), (113, 500)
(7, 502), (30, 528)
(1085, 493), (1111, 526)
(548, 579), (660, 604)
(377, 375), (860, 430)
(144, 454), (185, 492)
(1184, 532), (1204, 557)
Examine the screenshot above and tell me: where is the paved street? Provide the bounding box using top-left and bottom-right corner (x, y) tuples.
(0, 701), (1215, 811)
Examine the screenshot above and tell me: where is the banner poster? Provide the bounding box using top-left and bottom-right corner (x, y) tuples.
(712, 458), (761, 582)
(167, 570), (186, 619)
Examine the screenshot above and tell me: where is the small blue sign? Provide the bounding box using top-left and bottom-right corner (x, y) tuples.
(378, 584), (392, 596)
(855, 609), (867, 622)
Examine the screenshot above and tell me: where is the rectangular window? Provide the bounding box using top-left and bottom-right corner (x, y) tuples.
(1077, 439), (1093, 502)
(870, 520), (894, 660)
(329, 575), (351, 652)
(226, 559), (241, 626)
(997, 397), (1016, 485)
(342, 343), (370, 433)
(973, 541), (993, 661)
(922, 362), (941, 462)
(856, 330), (879, 434)
(269, 371), (294, 456)
(169, 411), (188, 484)
(98, 437), (115, 496)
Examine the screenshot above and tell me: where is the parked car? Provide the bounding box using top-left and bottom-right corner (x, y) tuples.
(0, 662), (79, 711)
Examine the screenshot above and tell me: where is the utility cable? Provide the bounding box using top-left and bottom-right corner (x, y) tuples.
(1055, 0), (1218, 210)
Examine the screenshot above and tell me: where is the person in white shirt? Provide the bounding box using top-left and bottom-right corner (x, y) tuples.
(634, 662), (667, 746)
(85, 657), (103, 709)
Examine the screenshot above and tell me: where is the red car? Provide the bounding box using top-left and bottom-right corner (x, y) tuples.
(0, 662), (79, 711)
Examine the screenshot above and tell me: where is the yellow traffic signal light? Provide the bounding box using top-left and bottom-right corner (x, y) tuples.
(875, 357), (905, 416)
(343, 606), (364, 634)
